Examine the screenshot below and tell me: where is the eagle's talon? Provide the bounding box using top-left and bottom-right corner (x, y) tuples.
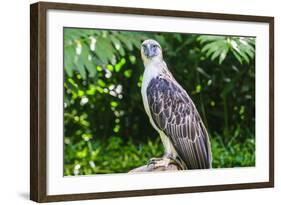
(149, 157), (171, 168)
(147, 157), (162, 166)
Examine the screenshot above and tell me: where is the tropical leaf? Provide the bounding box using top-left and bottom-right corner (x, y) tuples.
(64, 45), (76, 76)
(198, 35), (255, 65)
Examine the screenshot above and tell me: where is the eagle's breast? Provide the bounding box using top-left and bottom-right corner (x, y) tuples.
(141, 63), (161, 131)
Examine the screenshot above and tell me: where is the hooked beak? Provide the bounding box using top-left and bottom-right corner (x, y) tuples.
(143, 44), (153, 58)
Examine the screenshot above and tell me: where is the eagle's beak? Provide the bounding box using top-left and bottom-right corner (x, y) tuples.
(143, 44), (153, 58)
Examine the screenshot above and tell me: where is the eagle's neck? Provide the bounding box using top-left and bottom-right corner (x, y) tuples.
(141, 59), (164, 102)
(143, 59), (169, 76)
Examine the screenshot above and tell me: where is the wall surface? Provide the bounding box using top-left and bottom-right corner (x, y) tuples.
(0, 0), (279, 204)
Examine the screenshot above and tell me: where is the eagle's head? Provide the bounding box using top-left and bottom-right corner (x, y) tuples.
(141, 39), (163, 65)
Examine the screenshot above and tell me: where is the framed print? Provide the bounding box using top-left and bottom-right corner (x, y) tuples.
(30, 1), (274, 202)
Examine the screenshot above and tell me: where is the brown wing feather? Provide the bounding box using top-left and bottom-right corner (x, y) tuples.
(147, 75), (212, 169)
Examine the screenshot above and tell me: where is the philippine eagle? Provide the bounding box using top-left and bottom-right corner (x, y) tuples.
(141, 39), (212, 170)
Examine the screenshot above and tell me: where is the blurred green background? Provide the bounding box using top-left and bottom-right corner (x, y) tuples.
(63, 28), (255, 176)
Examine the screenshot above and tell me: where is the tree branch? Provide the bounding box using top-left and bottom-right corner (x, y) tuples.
(129, 162), (180, 173)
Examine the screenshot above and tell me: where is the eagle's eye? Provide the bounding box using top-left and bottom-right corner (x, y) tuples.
(152, 44), (157, 48)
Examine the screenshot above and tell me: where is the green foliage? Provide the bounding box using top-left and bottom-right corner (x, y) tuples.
(198, 35), (255, 64)
(64, 29), (148, 78)
(63, 28), (255, 175)
(64, 136), (164, 175)
(211, 132), (255, 168)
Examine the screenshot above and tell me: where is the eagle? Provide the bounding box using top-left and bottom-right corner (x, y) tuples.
(140, 39), (212, 170)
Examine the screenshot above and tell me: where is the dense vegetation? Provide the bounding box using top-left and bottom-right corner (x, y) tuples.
(63, 28), (255, 175)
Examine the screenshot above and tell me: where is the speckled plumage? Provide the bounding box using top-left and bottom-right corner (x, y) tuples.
(141, 39), (212, 169)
